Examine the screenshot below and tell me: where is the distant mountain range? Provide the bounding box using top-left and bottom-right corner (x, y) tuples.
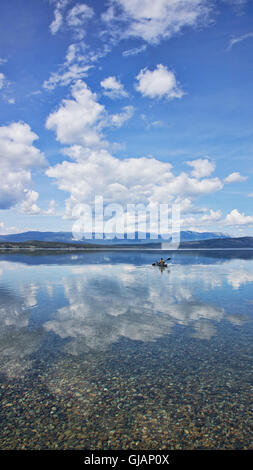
(0, 236), (253, 251)
(0, 230), (229, 244)
(4, 230), (253, 251)
(179, 237), (253, 249)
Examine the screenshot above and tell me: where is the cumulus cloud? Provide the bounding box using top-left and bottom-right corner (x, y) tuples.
(19, 190), (41, 215)
(19, 193), (57, 217)
(44, 199), (57, 216)
(47, 148), (173, 211)
(44, 80), (226, 223)
(101, 76), (128, 99)
(224, 172), (247, 183)
(0, 122), (46, 210)
(102, 0), (212, 44)
(186, 158), (215, 178)
(181, 209), (223, 228)
(46, 145), (224, 221)
(224, 209), (253, 226)
(46, 80), (105, 146)
(135, 64), (184, 100)
(46, 80), (134, 147)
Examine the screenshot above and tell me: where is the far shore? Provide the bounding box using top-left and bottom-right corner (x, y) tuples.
(0, 236), (253, 252)
(1, 246), (253, 252)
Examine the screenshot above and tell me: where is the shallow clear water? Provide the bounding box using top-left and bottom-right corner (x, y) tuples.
(0, 250), (252, 449)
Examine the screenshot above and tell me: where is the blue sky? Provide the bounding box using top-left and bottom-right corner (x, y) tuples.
(0, 0), (253, 236)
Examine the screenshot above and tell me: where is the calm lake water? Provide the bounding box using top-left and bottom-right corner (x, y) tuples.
(0, 250), (252, 450)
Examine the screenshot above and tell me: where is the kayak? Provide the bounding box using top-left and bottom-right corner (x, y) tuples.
(152, 262), (167, 267)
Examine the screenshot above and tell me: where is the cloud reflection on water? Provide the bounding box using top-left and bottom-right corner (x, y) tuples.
(0, 254), (252, 377)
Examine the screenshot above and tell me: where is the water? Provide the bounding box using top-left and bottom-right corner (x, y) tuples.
(0, 250), (252, 450)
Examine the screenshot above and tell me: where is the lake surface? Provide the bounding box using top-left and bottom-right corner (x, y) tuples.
(0, 250), (252, 450)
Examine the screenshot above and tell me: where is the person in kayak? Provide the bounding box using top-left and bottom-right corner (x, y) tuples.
(159, 257), (165, 266)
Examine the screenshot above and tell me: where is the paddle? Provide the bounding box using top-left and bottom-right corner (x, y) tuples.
(152, 257), (171, 266)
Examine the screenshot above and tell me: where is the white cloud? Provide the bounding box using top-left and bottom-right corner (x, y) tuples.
(181, 209), (223, 228)
(66, 3), (94, 28)
(0, 122), (46, 210)
(227, 32), (253, 51)
(224, 172), (247, 183)
(43, 63), (92, 90)
(0, 59), (13, 102)
(43, 42), (91, 89)
(0, 122), (46, 168)
(110, 106), (134, 127)
(43, 265), (226, 352)
(45, 81), (225, 222)
(200, 209), (222, 222)
(44, 199), (57, 216)
(47, 148), (173, 211)
(223, 0), (248, 4)
(149, 120), (166, 128)
(222, 0), (249, 13)
(65, 44), (78, 64)
(49, 0), (70, 34)
(135, 64), (184, 100)
(224, 209), (253, 226)
(46, 144), (224, 221)
(0, 222), (19, 235)
(101, 76), (128, 99)
(164, 173), (223, 197)
(67, 42), (87, 63)
(186, 158), (215, 178)
(0, 72), (5, 89)
(43, 42), (111, 91)
(50, 9), (64, 34)
(19, 194), (58, 216)
(0, 70), (13, 102)
(46, 80), (134, 147)
(102, 0), (212, 44)
(122, 45), (147, 56)
(19, 190), (41, 215)
(141, 114), (168, 130)
(227, 265), (253, 290)
(185, 205), (253, 231)
(46, 80), (105, 146)
(50, 1), (94, 37)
